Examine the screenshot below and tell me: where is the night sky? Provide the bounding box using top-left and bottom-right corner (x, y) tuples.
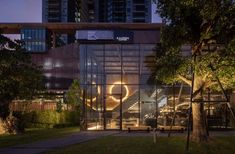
(0, 0), (42, 23)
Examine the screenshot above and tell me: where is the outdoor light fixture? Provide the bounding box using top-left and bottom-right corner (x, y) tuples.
(109, 81), (129, 102)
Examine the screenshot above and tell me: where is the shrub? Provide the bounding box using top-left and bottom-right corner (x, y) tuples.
(14, 110), (80, 129)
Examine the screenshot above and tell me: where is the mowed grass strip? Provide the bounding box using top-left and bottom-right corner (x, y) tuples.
(0, 127), (79, 148)
(45, 136), (235, 154)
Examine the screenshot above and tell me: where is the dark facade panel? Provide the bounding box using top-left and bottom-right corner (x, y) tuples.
(31, 43), (80, 91)
(133, 30), (160, 43)
(76, 30), (160, 44)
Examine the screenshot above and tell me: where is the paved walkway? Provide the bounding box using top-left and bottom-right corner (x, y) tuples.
(0, 131), (120, 154)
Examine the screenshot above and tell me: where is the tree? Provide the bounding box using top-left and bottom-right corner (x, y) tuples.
(156, 0), (235, 142)
(65, 79), (83, 128)
(0, 34), (43, 119)
(65, 79), (82, 110)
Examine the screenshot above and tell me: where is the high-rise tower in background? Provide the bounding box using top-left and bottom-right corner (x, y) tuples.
(39, 0), (153, 48)
(42, 0), (95, 45)
(126, 0), (151, 23)
(95, 0), (152, 23)
(42, 0), (152, 23)
(42, 0), (94, 23)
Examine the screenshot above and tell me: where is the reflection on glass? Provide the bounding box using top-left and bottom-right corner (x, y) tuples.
(21, 28), (47, 52)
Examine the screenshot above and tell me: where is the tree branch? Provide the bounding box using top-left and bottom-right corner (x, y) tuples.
(202, 72), (210, 81)
(177, 75), (191, 86)
(192, 82), (205, 99)
(205, 81), (217, 88)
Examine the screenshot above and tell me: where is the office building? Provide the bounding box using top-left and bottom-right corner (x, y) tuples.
(22, 0), (152, 53)
(0, 23), (160, 130)
(95, 0), (152, 23)
(42, 0), (152, 23)
(42, 0), (94, 46)
(21, 28), (48, 52)
(42, 0), (92, 23)
(1, 22), (233, 130)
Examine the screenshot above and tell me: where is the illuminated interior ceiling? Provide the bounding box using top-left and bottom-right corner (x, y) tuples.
(112, 89), (156, 113)
(84, 45), (156, 110)
(90, 45), (156, 75)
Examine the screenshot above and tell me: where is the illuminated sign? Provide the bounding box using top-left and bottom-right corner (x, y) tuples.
(76, 30), (114, 40)
(114, 30), (133, 42)
(76, 30), (133, 43)
(116, 37), (130, 42)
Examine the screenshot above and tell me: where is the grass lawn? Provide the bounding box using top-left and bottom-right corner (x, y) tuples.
(45, 136), (235, 154)
(0, 127), (79, 148)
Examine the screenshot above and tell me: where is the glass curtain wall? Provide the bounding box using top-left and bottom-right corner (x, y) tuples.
(21, 28), (47, 52)
(80, 44), (157, 130)
(79, 44), (233, 130)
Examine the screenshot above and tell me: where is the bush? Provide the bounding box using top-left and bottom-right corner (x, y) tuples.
(14, 110), (80, 129)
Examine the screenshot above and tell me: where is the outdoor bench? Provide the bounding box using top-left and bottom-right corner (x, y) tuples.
(158, 125), (186, 133)
(127, 126), (151, 133)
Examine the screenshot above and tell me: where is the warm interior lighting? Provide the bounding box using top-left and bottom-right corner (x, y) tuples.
(87, 125), (102, 130)
(81, 81), (101, 103)
(109, 81), (129, 102)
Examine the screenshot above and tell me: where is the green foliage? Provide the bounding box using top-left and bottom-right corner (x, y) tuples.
(155, 0), (235, 92)
(56, 100), (63, 112)
(0, 35), (43, 118)
(156, 1), (235, 142)
(65, 79), (82, 106)
(157, 0), (234, 46)
(155, 45), (190, 84)
(14, 111), (80, 129)
(65, 79), (82, 118)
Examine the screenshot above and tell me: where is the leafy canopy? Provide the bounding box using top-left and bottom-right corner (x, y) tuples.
(155, 0), (235, 91)
(0, 34), (43, 118)
(65, 79), (82, 106)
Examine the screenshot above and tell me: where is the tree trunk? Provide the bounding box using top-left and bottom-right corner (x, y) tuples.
(191, 102), (208, 142)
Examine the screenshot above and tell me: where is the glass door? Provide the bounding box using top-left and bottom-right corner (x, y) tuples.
(104, 84), (122, 130)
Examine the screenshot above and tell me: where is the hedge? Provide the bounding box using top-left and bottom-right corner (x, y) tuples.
(14, 110), (80, 128)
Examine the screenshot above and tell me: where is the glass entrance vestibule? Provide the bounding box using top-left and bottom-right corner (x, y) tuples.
(79, 43), (234, 131)
(79, 44), (158, 130)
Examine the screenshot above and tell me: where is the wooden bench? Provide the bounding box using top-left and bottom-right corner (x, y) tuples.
(128, 126), (151, 133)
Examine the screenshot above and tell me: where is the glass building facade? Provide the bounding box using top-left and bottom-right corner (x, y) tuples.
(79, 43), (158, 130)
(78, 36), (233, 130)
(21, 28), (47, 52)
(2, 23), (234, 130)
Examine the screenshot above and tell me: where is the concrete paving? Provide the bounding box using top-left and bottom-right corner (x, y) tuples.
(0, 131), (120, 154)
